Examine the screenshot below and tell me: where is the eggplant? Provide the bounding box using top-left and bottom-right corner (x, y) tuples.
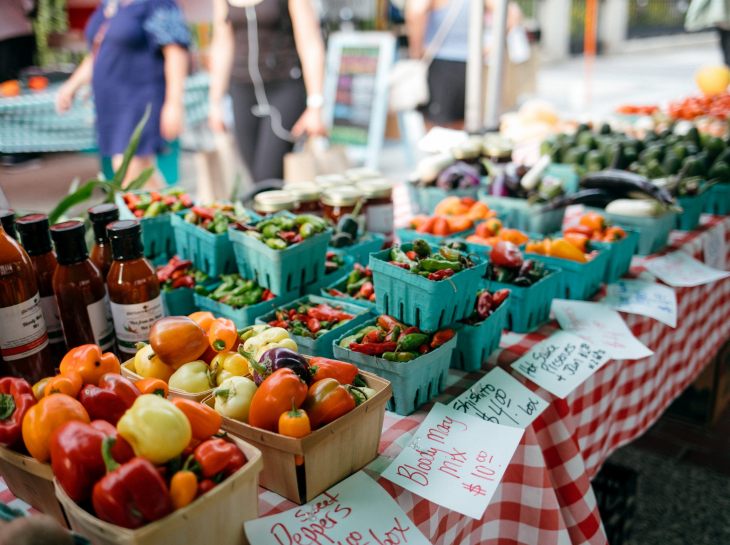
(580, 170), (675, 206)
(542, 189), (619, 211)
(251, 347), (310, 386)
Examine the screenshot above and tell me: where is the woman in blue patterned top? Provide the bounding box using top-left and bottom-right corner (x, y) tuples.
(55, 0), (190, 186)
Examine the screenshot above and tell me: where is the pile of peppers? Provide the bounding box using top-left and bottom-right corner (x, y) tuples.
(267, 300), (355, 339)
(121, 188), (193, 218)
(328, 262), (375, 302)
(387, 238), (476, 281)
(460, 288), (510, 326)
(194, 273), (276, 309)
(486, 241), (551, 287)
(156, 255), (209, 292)
(340, 314), (456, 361)
(183, 202), (253, 234)
(324, 251), (346, 275)
(236, 213), (328, 250)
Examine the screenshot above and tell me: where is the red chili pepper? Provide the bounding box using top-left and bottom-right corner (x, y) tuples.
(196, 479), (216, 498)
(326, 251), (336, 260)
(288, 308), (297, 319)
(359, 281), (374, 299)
(295, 314), (309, 322)
(406, 251), (418, 261)
(368, 292), (376, 301)
(123, 194), (141, 205)
(492, 289), (510, 308)
(353, 263), (366, 273)
(179, 194), (193, 208)
(417, 343), (430, 355)
(307, 318), (321, 333)
(262, 290), (276, 301)
(291, 234), (303, 244)
(150, 191), (162, 202)
(428, 269), (455, 281)
(388, 261), (411, 270)
(133, 209), (144, 218)
(430, 328), (456, 348)
(328, 289), (347, 297)
(191, 205), (215, 221)
(307, 305), (341, 322)
(364, 266), (372, 276)
(172, 275), (195, 289)
(349, 341), (398, 355)
(363, 330), (384, 344)
(163, 195), (177, 206)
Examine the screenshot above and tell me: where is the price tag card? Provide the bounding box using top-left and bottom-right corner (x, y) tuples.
(243, 472), (430, 545)
(450, 367), (549, 428)
(551, 299), (654, 360)
(511, 330), (612, 398)
(645, 250), (730, 287)
(602, 279), (677, 328)
(703, 222), (726, 271)
(382, 403), (524, 520)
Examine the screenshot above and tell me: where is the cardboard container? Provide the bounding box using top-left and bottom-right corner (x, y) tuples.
(704, 183), (730, 216)
(0, 446), (67, 527)
(205, 368), (391, 504)
(528, 249), (610, 301)
(121, 360), (212, 402)
(592, 229), (641, 284)
(675, 192), (709, 231)
(396, 225), (477, 246)
(329, 233), (385, 265)
(584, 206), (675, 256)
(55, 436), (262, 545)
(450, 292), (509, 372)
(488, 268), (562, 333)
(320, 276), (376, 309)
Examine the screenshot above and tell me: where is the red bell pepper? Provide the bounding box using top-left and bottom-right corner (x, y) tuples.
(78, 374), (140, 425)
(92, 437), (172, 529)
(0, 377), (35, 449)
(193, 438), (236, 478)
(50, 420), (134, 503)
(309, 357), (359, 385)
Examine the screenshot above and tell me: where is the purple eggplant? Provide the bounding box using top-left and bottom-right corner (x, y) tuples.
(436, 162), (480, 190)
(250, 347), (310, 386)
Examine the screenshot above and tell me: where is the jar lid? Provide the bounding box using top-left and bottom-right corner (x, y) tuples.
(452, 140), (483, 160)
(345, 167), (382, 182)
(315, 174), (351, 189)
(282, 182), (320, 203)
(482, 134), (513, 158)
(50, 221), (88, 265)
(254, 190), (297, 213)
(356, 178), (393, 199)
(88, 203), (120, 242)
(321, 186), (363, 207)
(16, 214), (52, 256)
(0, 209), (17, 241)
(107, 220), (144, 261)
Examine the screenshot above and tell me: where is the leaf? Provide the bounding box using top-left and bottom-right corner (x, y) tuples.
(111, 104), (151, 188)
(126, 167), (155, 192)
(48, 180), (116, 225)
(0, 393), (15, 421)
(68, 176), (80, 194)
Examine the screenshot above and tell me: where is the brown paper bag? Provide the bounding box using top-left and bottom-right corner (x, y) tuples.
(283, 139), (349, 183)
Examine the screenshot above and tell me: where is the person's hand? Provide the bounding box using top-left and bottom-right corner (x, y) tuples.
(55, 81), (77, 114)
(160, 100), (184, 141)
(208, 101), (226, 132)
(0, 515), (74, 545)
(291, 107), (327, 138)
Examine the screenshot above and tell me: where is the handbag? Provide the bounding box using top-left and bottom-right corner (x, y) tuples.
(388, 0), (465, 112)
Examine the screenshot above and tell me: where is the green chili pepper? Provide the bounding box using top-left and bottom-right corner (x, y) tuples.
(347, 277), (369, 295)
(347, 270), (362, 285)
(194, 285), (209, 296)
(397, 333), (429, 352)
(300, 222), (316, 239)
(266, 238), (288, 250)
(493, 266), (516, 283)
(419, 258), (463, 273)
(412, 239), (431, 257)
(245, 231), (264, 241)
(262, 224), (280, 239)
(396, 351), (418, 362)
(295, 214), (327, 230)
(391, 247), (415, 265)
(227, 286), (263, 307)
(439, 246), (464, 262)
(292, 327), (304, 336)
(338, 333), (362, 348)
(277, 216), (296, 231)
(143, 201), (166, 218)
(315, 330), (328, 338)
(382, 352), (398, 361)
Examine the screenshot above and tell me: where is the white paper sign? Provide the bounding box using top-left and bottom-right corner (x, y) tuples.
(511, 330), (612, 398)
(551, 299), (654, 360)
(450, 367), (549, 428)
(602, 279), (677, 328)
(382, 403), (524, 520)
(703, 222), (726, 271)
(645, 250), (730, 287)
(243, 472), (430, 545)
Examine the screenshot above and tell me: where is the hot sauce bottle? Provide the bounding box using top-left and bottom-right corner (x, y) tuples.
(0, 209), (18, 241)
(88, 203), (119, 282)
(15, 214), (66, 366)
(106, 220), (164, 360)
(0, 219), (54, 383)
(50, 221), (115, 352)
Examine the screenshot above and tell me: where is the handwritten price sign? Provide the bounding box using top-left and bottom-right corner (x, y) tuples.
(381, 403), (524, 519)
(243, 472), (430, 545)
(450, 367), (549, 429)
(703, 222), (726, 271)
(602, 279), (677, 328)
(646, 250), (730, 287)
(511, 330), (612, 398)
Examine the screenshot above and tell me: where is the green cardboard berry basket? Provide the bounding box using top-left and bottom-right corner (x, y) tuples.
(583, 207), (675, 256)
(228, 212), (333, 294)
(329, 233), (385, 265)
(320, 276), (376, 309)
(592, 229), (640, 284)
(486, 268), (561, 333)
(254, 294), (373, 359)
(396, 226), (476, 246)
(450, 292), (510, 372)
(477, 189), (566, 235)
(676, 192), (709, 231)
(171, 209), (259, 278)
(301, 254), (353, 296)
(333, 317), (457, 415)
(527, 249), (609, 300)
(193, 282), (299, 328)
(369, 243), (488, 333)
(406, 183), (480, 215)
(704, 184), (730, 216)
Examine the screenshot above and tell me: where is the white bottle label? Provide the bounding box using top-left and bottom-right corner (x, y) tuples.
(40, 295), (64, 345)
(110, 295), (165, 354)
(87, 294), (115, 351)
(0, 293), (50, 361)
(365, 203), (394, 234)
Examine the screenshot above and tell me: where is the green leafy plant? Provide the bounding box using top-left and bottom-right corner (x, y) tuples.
(48, 105), (154, 224)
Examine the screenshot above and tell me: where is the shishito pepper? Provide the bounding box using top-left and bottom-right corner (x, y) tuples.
(248, 368), (308, 432)
(117, 395), (192, 465)
(301, 378), (356, 429)
(92, 436), (173, 529)
(59, 344), (121, 386)
(23, 394), (90, 462)
(0, 377), (36, 449)
(77, 374), (141, 425)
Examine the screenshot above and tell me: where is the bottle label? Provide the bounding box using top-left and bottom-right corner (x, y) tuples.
(365, 203), (394, 234)
(87, 294), (116, 351)
(110, 295), (165, 352)
(0, 293), (50, 361)
(40, 295), (64, 345)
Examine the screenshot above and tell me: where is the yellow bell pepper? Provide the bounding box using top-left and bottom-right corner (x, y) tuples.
(253, 338), (298, 363)
(212, 376), (258, 422)
(134, 343), (174, 382)
(242, 327), (290, 354)
(117, 394), (191, 465)
(168, 361), (215, 393)
(548, 238), (588, 263)
(212, 351), (249, 386)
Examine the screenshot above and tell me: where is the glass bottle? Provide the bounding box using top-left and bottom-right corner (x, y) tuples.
(15, 214), (66, 366)
(356, 179), (394, 246)
(283, 183), (322, 215)
(320, 186), (363, 224)
(253, 190), (297, 215)
(88, 203), (120, 282)
(0, 209), (17, 241)
(50, 221), (115, 352)
(0, 221), (55, 383)
(106, 220), (164, 361)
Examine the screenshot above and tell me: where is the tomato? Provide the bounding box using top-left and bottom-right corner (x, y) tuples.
(490, 241), (523, 269)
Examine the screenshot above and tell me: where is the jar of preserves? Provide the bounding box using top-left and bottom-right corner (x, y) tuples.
(253, 190), (297, 215)
(345, 167), (382, 183)
(356, 179), (394, 244)
(315, 174), (351, 190)
(320, 186), (363, 224)
(482, 134), (513, 164)
(283, 182), (322, 215)
(452, 139), (483, 164)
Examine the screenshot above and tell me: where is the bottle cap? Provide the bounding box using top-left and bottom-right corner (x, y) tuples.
(50, 221), (89, 265)
(107, 220), (144, 261)
(16, 214), (53, 256)
(88, 203), (120, 242)
(0, 209), (17, 241)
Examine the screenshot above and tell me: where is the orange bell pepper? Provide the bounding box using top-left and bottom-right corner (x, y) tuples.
(248, 368), (308, 432)
(466, 201), (491, 220)
(59, 345), (121, 386)
(208, 318), (238, 352)
(563, 233), (589, 253)
(409, 214), (429, 230)
(22, 394), (90, 461)
(501, 229), (529, 245)
(301, 378), (356, 429)
(579, 212), (606, 234)
(170, 398), (222, 441)
(44, 371), (83, 398)
(135, 377), (169, 398)
(446, 215), (472, 233)
(548, 238), (588, 262)
(189, 311), (215, 333)
(434, 196), (461, 216)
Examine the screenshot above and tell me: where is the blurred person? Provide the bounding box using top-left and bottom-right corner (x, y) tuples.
(0, 0), (36, 83)
(208, 0), (327, 183)
(685, 0), (730, 66)
(55, 0), (190, 186)
(406, 0), (523, 129)
(0, 513), (74, 545)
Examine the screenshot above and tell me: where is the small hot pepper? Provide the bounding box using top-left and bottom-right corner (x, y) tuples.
(193, 438), (237, 477)
(309, 358), (359, 385)
(134, 377), (169, 398)
(278, 398), (311, 465)
(430, 328), (456, 348)
(170, 462), (198, 511)
(78, 374), (141, 425)
(44, 371), (83, 399)
(0, 377), (36, 449)
(31, 377), (52, 401)
(493, 289), (510, 307)
(248, 368), (308, 432)
(397, 333), (429, 352)
(209, 318), (238, 352)
(349, 341), (398, 355)
(59, 344), (121, 386)
(301, 378), (356, 429)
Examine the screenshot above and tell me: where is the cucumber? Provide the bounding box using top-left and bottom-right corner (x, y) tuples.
(605, 199), (668, 217)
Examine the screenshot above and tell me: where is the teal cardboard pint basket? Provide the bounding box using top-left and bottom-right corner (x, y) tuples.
(478, 190), (566, 235)
(450, 292), (509, 372)
(396, 226), (476, 246)
(675, 192), (709, 231)
(593, 229), (640, 284)
(370, 244), (488, 333)
(528, 249), (609, 300)
(333, 318), (457, 415)
(301, 255), (353, 296)
(320, 276), (376, 308)
(583, 207), (675, 256)
(330, 233), (385, 265)
(193, 282), (299, 328)
(704, 184), (730, 216)
(406, 183), (479, 215)
(488, 269), (561, 333)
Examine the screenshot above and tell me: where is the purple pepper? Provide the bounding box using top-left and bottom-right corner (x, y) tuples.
(250, 347), (310, 386)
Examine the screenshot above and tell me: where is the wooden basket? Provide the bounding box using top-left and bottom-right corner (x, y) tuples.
(204, 368), (391, 504)
(0, 445), (67, 527)
(121, 360), (212, 402)
(55, 436), (262, 545)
